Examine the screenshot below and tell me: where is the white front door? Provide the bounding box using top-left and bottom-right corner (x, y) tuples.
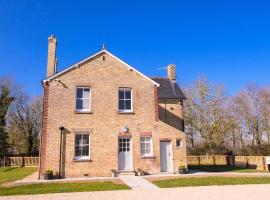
(118, 137), (133, 171)
(160, 141), (173, 172)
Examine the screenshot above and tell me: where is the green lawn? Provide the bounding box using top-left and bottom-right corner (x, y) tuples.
(0, 167), (37, 185)
(0, 182), (130, 196)
(153, 176), (270, 188)
(189, 165), (263, 173)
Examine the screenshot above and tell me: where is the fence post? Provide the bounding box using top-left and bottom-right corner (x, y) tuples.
(262, 156), (266, 171)
(226, 156), (229, 166)
(22, 156), (25, 167)
(213, 156), (216, 165)
(246, 156), (249, 169)
(198, 156), (201, 165)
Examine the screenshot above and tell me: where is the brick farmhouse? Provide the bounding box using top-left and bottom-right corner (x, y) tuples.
(39, 36), (187, 178)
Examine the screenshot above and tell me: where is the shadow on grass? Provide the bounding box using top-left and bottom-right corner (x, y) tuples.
(188, 165), (258, 173)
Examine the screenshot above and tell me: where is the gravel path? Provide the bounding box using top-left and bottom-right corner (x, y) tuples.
(1, 184), (270, 200)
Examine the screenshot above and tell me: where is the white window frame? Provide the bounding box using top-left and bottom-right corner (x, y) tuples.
(118, 88), (133, 112)
(74, 133), (90, 160)
(76, 87), (91, 112)
(140, 136), (153, 157)
(176, 139), (182, 148)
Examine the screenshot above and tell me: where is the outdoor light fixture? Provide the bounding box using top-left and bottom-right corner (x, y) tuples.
(58, 126), (65, 179)
(122, 126), (129, 133)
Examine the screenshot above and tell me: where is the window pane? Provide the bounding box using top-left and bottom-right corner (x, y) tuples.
(82, 99), (90, 110)
(141, 148), (145, 155)
(82, 146), (89, 156)
(125, 91), (131, 99)
(77, 88), (83, 98)
(119, 91), (124, 99)
(145, 148), (151, 154)
(142, 142), (146, 149)
(145, 143), (151, 149)
(125, 100), (131, 110)
(176, 139), (182, 147)
(83, 135), (89, 144)
(76, 99), (83, 110)
(75, 134), (82, 145)
(83, 89), (90, 98)
(75, 146), (80, 156)
(119, 100), (125, 110)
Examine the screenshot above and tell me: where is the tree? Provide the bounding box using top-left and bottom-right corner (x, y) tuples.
(0, 81), (14, 157)
(232, 84), (270, 155)
(8, 93), (43, 156)
(184, 77), (231, 155)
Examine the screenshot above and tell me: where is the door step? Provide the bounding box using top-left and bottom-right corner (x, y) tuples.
(118, 170), (136, 176)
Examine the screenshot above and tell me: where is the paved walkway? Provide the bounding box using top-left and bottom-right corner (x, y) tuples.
(1, 184), (270, 200)
(119, 175), (158, 190)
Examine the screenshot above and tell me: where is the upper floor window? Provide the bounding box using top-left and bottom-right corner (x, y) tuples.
(76, 87), (91, 112)
(74, 133), (90, 160)
(118, 88), (132, 112)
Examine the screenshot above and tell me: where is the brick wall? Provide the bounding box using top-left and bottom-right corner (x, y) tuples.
(41, 52), (186, 177)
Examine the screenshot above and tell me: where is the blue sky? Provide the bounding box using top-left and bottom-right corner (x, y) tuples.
(0, 0), (270, 96)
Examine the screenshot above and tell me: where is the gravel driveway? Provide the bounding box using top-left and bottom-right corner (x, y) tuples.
(1, 184), (270, 200)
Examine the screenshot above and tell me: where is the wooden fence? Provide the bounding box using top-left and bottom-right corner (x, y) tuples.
(187, 155), (228, 166)
(0, 157), (39, 167)
(187, 155), (269, 171)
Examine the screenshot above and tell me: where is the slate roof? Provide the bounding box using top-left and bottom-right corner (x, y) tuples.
(151, 78), (186, 99)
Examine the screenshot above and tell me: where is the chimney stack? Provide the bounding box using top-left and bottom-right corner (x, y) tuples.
(167, 64), (176, 81)
(46, 35), (57, 77)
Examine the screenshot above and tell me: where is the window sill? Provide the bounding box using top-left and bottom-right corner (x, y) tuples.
(73, 159), (92, 162)
(74, 111), (93, 114)
(140, 156), (156, 159)
(118, 111), (135, 114)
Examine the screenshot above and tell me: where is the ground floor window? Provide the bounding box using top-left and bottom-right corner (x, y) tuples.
(140, 136), (153, 156)
(74, 133), (90, 160)
(176, 139), (182, 148)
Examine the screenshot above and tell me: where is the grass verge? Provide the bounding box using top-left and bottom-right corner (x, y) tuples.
(188, 165), (263, 173)
(0, 181), (130, 196)
(153, 176), (270, 188)
(0, 167), (37, 185)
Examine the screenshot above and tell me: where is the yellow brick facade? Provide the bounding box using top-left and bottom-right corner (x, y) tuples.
(40, 51), (186, 178)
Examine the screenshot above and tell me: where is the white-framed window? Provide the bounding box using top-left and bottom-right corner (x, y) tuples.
(74, 133), (90, 160)
(176, 139), (182, 148)
(76, 87), (91, 112)
(140, 136), (153, 157)
(118, 88), (132, 112)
